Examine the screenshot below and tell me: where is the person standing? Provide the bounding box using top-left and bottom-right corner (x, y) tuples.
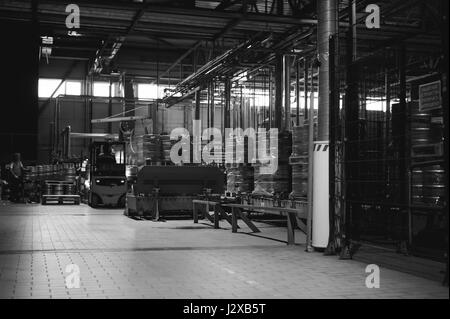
(9, 153), (24, 202)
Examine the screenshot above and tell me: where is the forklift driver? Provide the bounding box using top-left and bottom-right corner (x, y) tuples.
(97, 145), (116, 166)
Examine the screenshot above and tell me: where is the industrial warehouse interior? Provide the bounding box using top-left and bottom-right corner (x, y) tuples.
(0, 0), (448, 304)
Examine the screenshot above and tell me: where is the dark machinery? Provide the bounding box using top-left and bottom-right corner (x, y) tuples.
(125, 165), (225, 218)
(88, 141), (127, 208)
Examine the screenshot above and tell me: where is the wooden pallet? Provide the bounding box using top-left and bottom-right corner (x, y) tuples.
(41, 195), (80, 205)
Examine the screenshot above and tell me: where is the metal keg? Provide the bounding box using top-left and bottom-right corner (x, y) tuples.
(64, 184), (76, 195)
(291, 126), (309, 156)
(143, 134), (161, 163)
(272, 164), (291, 195)
(227, 166), (254, 194)
(65, 167), (76, 183)
(160, 134), (174, 162)
(36, 165), (44, 180)
(29, 166), (37, 180)
(54, 184), (64, 196)
(44, 183), (53, 195)
(23, 166), (32, 181)
(412, 165), (445, 206)
(290, 161), (308, 198)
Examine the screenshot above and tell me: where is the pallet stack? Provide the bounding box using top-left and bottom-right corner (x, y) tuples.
(41, 180), (80, 205)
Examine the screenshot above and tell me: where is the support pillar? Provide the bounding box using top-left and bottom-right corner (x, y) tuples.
(313, 0), (338, 249)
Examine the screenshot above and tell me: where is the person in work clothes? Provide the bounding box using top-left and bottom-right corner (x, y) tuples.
(9, 153), (24, 202)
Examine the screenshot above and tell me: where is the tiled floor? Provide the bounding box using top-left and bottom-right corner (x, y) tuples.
(0, 202), (448, 299)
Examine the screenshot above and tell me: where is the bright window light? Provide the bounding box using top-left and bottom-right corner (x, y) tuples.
(137, 83), (158, 99)
(66, 81), (81, 96)
(38, 79), (82, 98)
(137, 83), (167, 100)
(38, 79), (65, 98)
(93, 82), (110, 97)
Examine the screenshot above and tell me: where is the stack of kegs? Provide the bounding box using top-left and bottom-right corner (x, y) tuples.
(64, 164), (76, 183)
(289, 125), (309, 199)
(236, 166), (254, 194)
(412, 164), (445, 207)
(43, 183), (53, 195)
(64, 184), (77, 195)
(36, 165), (44, 180)
(23, 166), (34, 181)
(143, 134), (161, 164)
(160, 134), (174, 163)
(53, 183), (64, 196)
(252, 130), (291, 197)
(410, 101), (443, 161)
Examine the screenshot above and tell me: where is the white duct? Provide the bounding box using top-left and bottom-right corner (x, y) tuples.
(312, 141), (330, 248)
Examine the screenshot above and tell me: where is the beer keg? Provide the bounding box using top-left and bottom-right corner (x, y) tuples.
(64, 184), (76, 195)
(44, 183), (53, 195)
(54, 184), (64, 196)
(143, 134), (161, 163)
(412, 165), (445, 206)
(65, 167), (76, 183)
(160, 134), (174, 162)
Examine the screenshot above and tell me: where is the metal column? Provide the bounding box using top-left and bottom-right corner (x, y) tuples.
(284, 55), (291, 131)
(274, 54), (283, 130)
(317, 0), (338, 141)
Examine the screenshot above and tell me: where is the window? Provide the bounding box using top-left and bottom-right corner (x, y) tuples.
(65, 81), (81, 95)
(93, 81), (121, 97)
(38, 78), (82, 98)
(38, 79), (65, 98)
(137, 83), (166, 100)
(93, 82), (110, 97)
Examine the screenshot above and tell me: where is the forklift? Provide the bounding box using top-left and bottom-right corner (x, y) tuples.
(88, 141), (127, 208)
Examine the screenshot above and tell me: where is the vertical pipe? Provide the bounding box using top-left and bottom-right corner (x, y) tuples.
(398, 44), (409, 247)
(269, 68), (273, 128)
(224, 78), (231, 129)
(314, 0), (337, 249)
(207, 83), (211, 129)
(211, 81), (215, 128)
(253, 79), (257, 128)
(108, 77), (113, 134)
(342, 0), (358, 253)
(384, 66), (391, 187)
(195, 90), (201, 121)
(327, 33), (339, 253)
(317, 0), (338, 140)
(275, 54), (283, 130)
(399, 44), (407, 204)
(296, 58), (300, 126)
(441, 0), (449, 286)
(284, 55), (291, 131)
(304, 59), (308, 121)
(240, 86), (244, 129)
(306, 62), (315, 252)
